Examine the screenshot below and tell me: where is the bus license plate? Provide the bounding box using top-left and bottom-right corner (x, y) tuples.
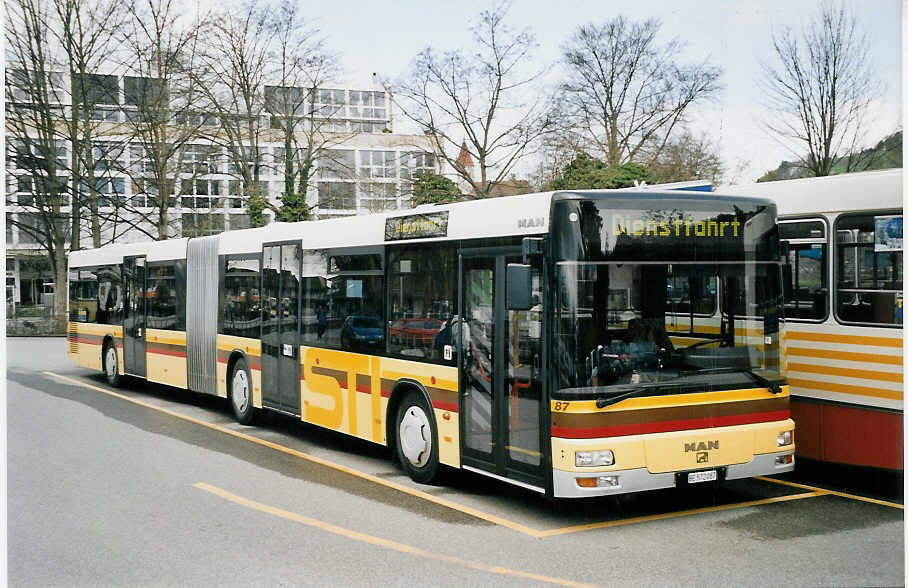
(687, 470), (718, 484)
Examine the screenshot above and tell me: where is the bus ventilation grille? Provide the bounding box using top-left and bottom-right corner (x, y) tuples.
(67, 323), (78, 355)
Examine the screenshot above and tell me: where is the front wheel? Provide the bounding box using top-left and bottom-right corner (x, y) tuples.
(229, 358), (255, 425)
(395, 391), (440, 484)
(103, 342), (120, 387)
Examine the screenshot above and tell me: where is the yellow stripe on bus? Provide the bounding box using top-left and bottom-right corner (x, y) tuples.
(552, 387), (788, 413)
(787, 347), (903, 365)
(788, 362), (903, 384)
(788, 377), (903, 401)
(786, 331), (902, 348)
(145, 330), (187, 346)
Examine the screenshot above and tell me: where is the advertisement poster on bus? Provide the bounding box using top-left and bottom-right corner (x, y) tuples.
(874, 214), (902, 252)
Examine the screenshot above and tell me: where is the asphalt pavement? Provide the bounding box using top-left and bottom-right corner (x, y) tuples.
(7, 338), (905, 587)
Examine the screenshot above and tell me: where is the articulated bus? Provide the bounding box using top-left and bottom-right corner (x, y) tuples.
(723, 169), (903, 472)
(67, 189), (795, 498)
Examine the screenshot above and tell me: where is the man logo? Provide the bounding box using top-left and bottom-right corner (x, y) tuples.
(697, 452), (709, 463)
(518, 217), (545, 229)
(684, 440), (719, 452)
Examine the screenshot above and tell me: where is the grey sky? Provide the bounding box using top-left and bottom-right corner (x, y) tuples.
(305, 0), (901, 183)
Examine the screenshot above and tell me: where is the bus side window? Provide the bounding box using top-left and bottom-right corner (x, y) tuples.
(388, 243), (457, 362)
(221, 255), (261, 339)
(834, 213), (902, 325)
(779, 219), (827, 321)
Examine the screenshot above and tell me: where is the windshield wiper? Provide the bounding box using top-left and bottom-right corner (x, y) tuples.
(680, 367), (784, 394)
(595, 386), (654, 409)
(593, 368), (784, 408)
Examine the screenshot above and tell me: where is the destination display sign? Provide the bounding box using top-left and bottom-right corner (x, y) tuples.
(611, 214), (742, 239)
(384, 211), (449, 241)
(553, 199), (777, 263)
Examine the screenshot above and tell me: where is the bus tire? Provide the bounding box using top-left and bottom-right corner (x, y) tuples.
(395, 391), (440, 484)
(229, 357), (255, 425)
(103, 341), (121, 387)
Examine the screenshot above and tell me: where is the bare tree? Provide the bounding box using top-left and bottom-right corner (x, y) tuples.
(194, 2), (270, 225)
(648, 131), (724, 185)
(761, 3), (880, 176)
(5, 0), (73, 321)
(51, 0), (132, 249)
(395, 4), (553, 198)
(265, 0), (344, 221)
(557, 16), (721, 167)
(118, 0), (207, 240)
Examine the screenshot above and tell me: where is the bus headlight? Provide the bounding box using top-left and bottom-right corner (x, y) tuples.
(777, 430), (793, 447)
(575, 450), (614, 467)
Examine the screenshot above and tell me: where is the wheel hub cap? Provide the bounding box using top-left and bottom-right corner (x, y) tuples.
(399, 406), (431, 467)
(232, 370), (249, 413)
(106, 348), (116, 378)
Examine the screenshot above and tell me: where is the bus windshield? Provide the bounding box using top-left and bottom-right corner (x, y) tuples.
(551, 195), (785, 401)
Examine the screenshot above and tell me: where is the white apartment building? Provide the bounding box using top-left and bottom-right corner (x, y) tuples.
(5, 71), (440, 304)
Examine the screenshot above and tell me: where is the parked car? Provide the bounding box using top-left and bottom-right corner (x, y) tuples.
(341, 315), (385, 349)
(389, 318), (443, 346)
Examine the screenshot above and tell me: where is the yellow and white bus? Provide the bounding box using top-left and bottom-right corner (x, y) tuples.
(67, 189), (795, 497)
(723, 169), (902, 471)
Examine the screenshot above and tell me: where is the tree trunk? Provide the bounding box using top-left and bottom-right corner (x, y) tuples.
(53, 238), (68, 330)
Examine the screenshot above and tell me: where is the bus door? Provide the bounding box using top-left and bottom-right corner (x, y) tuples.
(123, 256), (147, 377)
(459, 249), (546, 490)
(261, 242), (302, 415)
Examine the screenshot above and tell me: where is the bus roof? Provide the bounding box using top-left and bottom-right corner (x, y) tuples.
(68, 187), (784, 267)
(718, 168), (902, 216)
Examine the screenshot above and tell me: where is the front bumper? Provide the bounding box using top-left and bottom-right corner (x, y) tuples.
(552, 450), (795, 498)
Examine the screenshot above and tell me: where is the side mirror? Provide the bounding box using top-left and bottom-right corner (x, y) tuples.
(506, 264), (533, 310)
(779, 240), (790, 260)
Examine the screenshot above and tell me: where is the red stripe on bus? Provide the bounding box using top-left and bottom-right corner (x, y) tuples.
(551, 410), (790, 439)
(432, 400), (459, 413)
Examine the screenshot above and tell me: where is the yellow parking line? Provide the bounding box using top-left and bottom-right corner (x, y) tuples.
(194, 482), (598, 588)
(43, 371), (543, 537)
(44, 371), (838, 540)
(537, 491), (828, 537)
(755, 476), (904, 509)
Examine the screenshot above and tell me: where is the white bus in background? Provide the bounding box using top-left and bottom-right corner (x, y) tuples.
(722, 169), (903, 472)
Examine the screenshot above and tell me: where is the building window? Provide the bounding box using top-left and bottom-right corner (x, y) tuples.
(317, 182), (356, 210)
(835, 213), (903, 326)
(319, 149), (355, 179)
(92, 141), (122, 172)
(361, 183), (397, 212)
(74, 73), (119, 106)
(88, 178), (126, 208)
(182, 144), (220, 174)
(348, 90), (386, 120)
(360, 150), (395, 179)
(182, 213), (225, 238)
(311, 89), (345, 118)
(401, 152), (436, 180)
(123, 76), (166, 109)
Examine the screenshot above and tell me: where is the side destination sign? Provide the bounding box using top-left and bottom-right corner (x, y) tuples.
(385, 211), (449, 241)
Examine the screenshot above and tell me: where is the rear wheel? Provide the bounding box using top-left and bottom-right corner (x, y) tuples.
(103, 342), (120, 387)
(230, 357), (255, 425)
(395, 391), (440, 484)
